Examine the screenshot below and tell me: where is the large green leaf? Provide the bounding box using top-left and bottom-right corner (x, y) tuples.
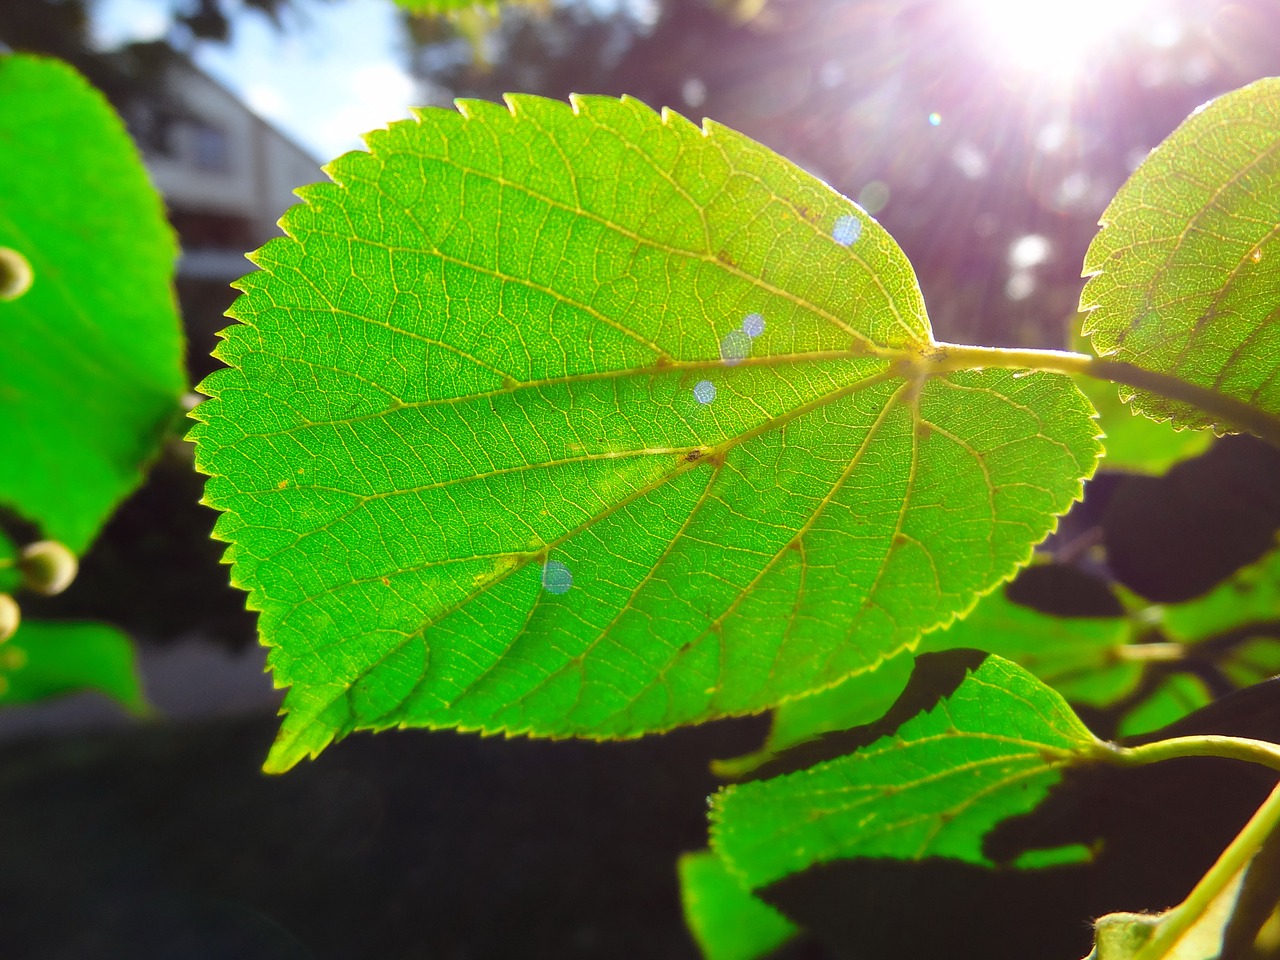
(0, 620), (147, 712)
(0, 55), (186, 554)
(710, 652), (1104, 892)
(192, 95), (1100, 771)
(1080, 78), (1280, 431)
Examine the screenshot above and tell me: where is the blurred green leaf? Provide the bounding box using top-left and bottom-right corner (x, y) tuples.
(679, 850), (798, 960)
(1219, 637), (1280, 688)
(1116, 674), (1212, 739)
(1163, 545), (1280, 643)
(191, 95), (1099, 772)
(0, 620), (147, 712)
(0, 531), (18, 595)
(1081, 78), (1280, 431)
(723, 577), (1138, 775)
(710, 653), (1102, 891)
(0, 55), (186, 554)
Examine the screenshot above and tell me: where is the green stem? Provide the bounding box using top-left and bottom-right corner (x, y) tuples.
(1099, 735), (1280, 774)
(1114, 642), (1185, 663)
(1134, 780), (1280, 960)
(923, 343), (1280, 448)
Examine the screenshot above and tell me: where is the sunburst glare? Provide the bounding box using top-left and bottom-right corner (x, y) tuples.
(963, 0), (1162, 82)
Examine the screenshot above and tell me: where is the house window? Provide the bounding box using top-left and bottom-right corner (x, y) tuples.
(191, 122), (230, 172)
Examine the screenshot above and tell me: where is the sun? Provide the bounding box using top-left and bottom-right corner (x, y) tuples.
(963, 0), (1161, 83)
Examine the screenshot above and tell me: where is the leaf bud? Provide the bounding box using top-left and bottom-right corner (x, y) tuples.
(0, 247), (34, 301)
(0, 594), (18, 644)
(19, 540), (78, 596)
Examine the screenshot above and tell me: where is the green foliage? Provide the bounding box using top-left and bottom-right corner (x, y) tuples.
(0, 620), (147, 711)
(1164, 544), (1280, 642)
(192, 94), (1099, 772)
(718, 572), (1138, 775)
(0, 54), (186, 555)
(710, 654), (1103, 890)
(1081, 78), (1280, 432)
(678, 850), (798, 960)
(3, 40), (1267, 958)
(1115, 673), (1212, 738)
(1074, 359), (1211, 473)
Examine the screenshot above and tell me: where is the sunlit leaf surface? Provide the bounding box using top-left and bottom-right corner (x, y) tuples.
(0, 55), (186, 553)
(0, 620), (146, 712)
(192, 95), (1099, 771)
(710, 653), (1103, 891)
(1081, 78), (1280, 431)
(678, 850), (797, 960)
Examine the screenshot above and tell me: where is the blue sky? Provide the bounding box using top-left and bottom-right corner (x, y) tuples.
(93, 0), (422, 161)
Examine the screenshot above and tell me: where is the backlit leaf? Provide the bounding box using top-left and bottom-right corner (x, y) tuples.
(0, 55), (186, 553)
(1081, 78), (1280, 432)
(710, 652), (1104, 892)
(191, 95), (1100, 771)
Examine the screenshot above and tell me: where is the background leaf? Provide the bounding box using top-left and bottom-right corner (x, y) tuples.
(1163, 544), (1280, 643)
(720, 566), (1138, 775)
(0, 531), (18, 595)
(0, 55), (186, 554)
(710, 652), (1104, 891)
(678, 850), (797, 960)
(1080, 78), (1280, 431)
(192, 95), (1099, 771)
(0, 620), (147, 712)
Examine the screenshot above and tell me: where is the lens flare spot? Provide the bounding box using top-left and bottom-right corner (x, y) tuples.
(693, 379), (716, 404)
(832, 215), (863, 247)
(542, 560), (573, 595)
(741, 312), (765, 338)
(720, 330), (751, 366)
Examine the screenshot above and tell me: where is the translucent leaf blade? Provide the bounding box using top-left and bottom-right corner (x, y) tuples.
(710, 652), (1103, 892)
(190, 95), (1100, 771)
(1081, 78), (1280, 431)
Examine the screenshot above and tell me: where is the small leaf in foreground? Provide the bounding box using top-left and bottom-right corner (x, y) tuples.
(192, 94), (1099, 771)
(710, 651), (1105, 891)
(0, 55), (186, 554)
(678, 850), (798, 960)
(1081, 78), (1280, 431)
(0, 620), (147, 712)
